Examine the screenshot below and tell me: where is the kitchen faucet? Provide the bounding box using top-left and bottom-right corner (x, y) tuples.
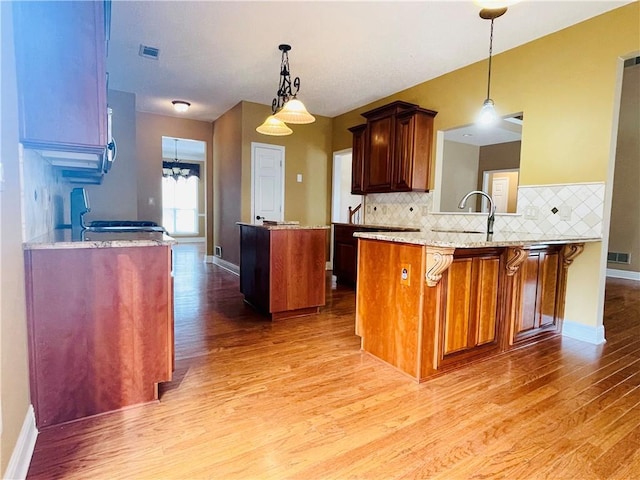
(458, 190), (496, 235)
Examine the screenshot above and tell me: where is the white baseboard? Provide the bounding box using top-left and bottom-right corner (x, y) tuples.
(4, 405), (38, 480)
(606, 268), (640, 281)
(211, 256), (239, 276)
(562, 320), (606, 345)
(326, 261), (332, 270)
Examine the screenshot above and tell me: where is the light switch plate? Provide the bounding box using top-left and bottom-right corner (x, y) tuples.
(296, 173), (303, 183)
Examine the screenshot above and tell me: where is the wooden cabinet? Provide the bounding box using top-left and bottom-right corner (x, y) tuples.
(24, 244), (174, 428)
(239, 224), (327, 320)
(438, 249), (503, 369)
(349, 101), (437, 194)
(349, 124), (366, 195)
(356, 239), (582, 383)
(13, 1), (109, 174)
(509, 246), (563, 345)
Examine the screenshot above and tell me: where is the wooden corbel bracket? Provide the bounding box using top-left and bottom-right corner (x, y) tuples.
(425, 247), (455, 287)
(505, 247), (528, 276)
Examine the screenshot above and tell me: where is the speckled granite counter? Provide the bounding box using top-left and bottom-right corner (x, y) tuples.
(353, 229), (601, 248)
(23, 228), (176, 250)
(236, 222), (330, 231)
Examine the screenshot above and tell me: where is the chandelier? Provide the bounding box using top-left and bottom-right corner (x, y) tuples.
(257, 44), (315, 136)
(477, 6), (507, 126)
(162, 138), (199, 180)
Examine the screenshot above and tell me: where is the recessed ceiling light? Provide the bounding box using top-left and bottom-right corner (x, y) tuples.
(172, 100), (191, 113)
(463, 133), (473, 137)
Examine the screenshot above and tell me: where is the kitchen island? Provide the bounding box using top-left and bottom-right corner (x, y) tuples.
(238, 222), (329, 320)
(354, 230), (600, 382)
(23, 229), (175, 428)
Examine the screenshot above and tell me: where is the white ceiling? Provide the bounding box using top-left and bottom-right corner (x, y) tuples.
(107, 1), (631, 124)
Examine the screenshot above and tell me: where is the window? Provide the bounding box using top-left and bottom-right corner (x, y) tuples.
(162, 176), (198, 235)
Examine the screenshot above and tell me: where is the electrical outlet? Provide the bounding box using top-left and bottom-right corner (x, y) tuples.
(421, 206), (429, 216)
(365, 205), (371, 214)
(381, 205), (387, 215)
(400, 264), (411, 286)
(559, 205), (572, 220)
(524, 206), (538, 220)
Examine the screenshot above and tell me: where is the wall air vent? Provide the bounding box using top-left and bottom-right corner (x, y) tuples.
(607, 252), (631, 264)
(139, 44), (160, 60)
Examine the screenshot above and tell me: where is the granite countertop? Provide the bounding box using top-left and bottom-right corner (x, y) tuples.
(23, 229), (176, 250)
(353, 229), (601, 248)
(332, 222), (421, 231)
(236, 222), (330, 230)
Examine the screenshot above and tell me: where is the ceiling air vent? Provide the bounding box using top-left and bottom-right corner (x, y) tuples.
(139, 44), (160, 60)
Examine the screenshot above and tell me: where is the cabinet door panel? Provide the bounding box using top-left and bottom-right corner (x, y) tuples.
(393, 114), (414, 191)
(13, 1), (107, 150)
(349, 125), (366, 195)
(476, 258), (500, 345)
(518, 255), (541, 333)
(540, 252), (560, 327)
(364, 117), (394, 191)
(443, 259), (473, 355)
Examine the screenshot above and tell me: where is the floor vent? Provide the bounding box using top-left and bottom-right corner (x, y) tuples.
(214, 245), (222, 257)
(608, 252), (631, 264)
(139, 44), (160, 60)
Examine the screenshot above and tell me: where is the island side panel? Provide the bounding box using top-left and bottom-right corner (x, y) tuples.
(356, 238), (425, 379)
(24, 245), (173, 428)
(239, 225), (270, 313)
(270, 228), (327, 314)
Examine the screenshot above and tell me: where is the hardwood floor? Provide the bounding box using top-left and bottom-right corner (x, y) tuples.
(27, 244), (640, 479)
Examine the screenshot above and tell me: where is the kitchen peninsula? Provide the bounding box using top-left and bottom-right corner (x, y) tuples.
(238, 222), (329, 320)
(23, 230), (175, 428)
(354, 230), (600, 382)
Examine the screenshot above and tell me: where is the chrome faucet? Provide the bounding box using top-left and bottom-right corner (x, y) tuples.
(458, 190), (496, 235)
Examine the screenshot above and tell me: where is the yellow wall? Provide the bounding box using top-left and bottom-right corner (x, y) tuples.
(332, 3), (640, 329)
(1, 2), (31, 473)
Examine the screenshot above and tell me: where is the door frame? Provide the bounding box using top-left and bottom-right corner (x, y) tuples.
(251, 142), (285, 224)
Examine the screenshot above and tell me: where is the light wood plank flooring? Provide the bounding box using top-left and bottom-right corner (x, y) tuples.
(27, 244), (640, 479)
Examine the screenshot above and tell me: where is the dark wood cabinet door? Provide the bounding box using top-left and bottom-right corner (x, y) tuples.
(349, 124), (366, 195)
(363, 115), (394, 192)
(13, 1), (107, 153)
(394, 109), (436, 191)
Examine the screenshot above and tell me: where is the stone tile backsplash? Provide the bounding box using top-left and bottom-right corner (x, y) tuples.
(362, 182), (605, 237)
(21, 147), (71, 242)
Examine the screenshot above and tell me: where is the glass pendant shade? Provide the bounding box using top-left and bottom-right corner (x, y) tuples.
(478, 98), (499, 126)
(256, 115), (293, 136)
(273, 98), (316, 124)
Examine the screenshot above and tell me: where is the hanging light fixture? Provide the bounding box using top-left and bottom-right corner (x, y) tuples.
(163, 138), (199, 180)
(257, 44), (315, 136)
(477, 6), (507, 126)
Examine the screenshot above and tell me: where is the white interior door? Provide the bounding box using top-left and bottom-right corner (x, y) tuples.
(491, 176), (509, 213)
(251, 143), (284, 224)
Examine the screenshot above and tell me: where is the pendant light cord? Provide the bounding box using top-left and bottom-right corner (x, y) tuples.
(486, 18), (495, 100)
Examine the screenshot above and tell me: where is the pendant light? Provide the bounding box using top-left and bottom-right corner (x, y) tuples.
(477, 7), (507, 126)
(257, 44), (315, 136)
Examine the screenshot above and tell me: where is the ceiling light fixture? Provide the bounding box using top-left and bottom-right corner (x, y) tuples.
(477, 7), (507, 126)
(172, 100), (191, 113)
(257, 44), (315, 136)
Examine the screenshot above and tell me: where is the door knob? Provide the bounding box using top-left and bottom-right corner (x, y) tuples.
(256, 215), (263, 220)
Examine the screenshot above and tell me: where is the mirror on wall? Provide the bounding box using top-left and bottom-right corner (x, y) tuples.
(437, 114), (523, 213)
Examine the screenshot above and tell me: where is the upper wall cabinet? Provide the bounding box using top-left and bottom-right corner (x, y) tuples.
(13, 1), (109, 177)
(350, 101), (437, 194)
